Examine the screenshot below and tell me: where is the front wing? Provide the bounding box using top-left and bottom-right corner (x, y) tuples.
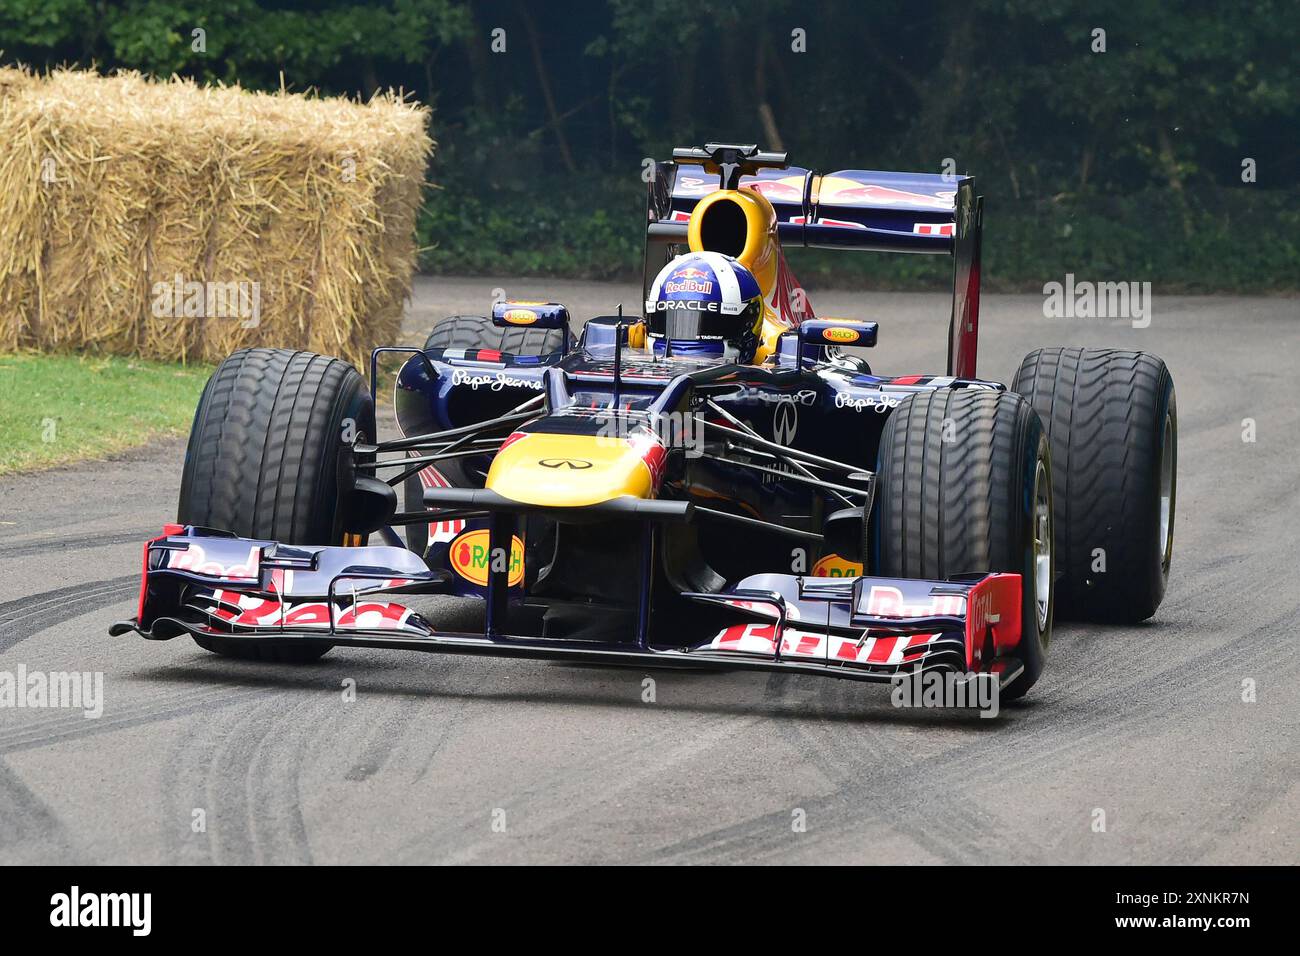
(111, 526), (1025, 687)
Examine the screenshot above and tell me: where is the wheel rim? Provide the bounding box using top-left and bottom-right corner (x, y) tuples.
(1159, 410), (1175, 571)
(1033, 459), (1052, 632)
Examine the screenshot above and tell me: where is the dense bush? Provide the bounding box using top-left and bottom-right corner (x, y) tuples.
(419, 178), (1300, 292)
(5, 1), (1297, 293)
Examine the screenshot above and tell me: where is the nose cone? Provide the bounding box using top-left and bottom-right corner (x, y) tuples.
(486, 432), (662, 507)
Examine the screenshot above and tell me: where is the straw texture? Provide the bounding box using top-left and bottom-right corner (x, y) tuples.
(0, 67), (431, 367)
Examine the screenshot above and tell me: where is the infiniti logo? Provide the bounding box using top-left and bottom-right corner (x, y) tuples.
(538, 458), (592, 469)
(772, 400), (798, 446)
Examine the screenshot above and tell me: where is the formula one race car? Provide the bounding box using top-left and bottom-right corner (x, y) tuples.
(113, 143), (1177, 702)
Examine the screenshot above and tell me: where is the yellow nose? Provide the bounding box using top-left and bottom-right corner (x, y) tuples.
(485, 432), (657, 507)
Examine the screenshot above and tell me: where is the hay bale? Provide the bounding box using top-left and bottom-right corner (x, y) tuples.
(0, 67), (431, 368)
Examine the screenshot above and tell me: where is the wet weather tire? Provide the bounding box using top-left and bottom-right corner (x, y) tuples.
(422, 314), (571, 356)
(405, 315), (571, 555)
(1012, 348), (1176, 623)
(178, 348), (374, 662)
(876, 389), (1053, 701)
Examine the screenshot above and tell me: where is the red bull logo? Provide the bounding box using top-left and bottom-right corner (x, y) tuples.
(747, 176), (805, 202)
(665, 266), (714, 295)
(819, 176), (954, 210)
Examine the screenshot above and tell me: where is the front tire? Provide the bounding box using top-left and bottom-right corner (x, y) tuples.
(1012, 348), (1176, 623)
(178, 348), (374, 662)
(876, 389), (1053, 701)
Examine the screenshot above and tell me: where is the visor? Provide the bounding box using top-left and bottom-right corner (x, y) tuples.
(663, 305), (703, 341)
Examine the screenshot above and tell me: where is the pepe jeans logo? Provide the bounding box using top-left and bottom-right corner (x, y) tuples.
(835, 391), (901, 413)
(450, 369), (543, 391)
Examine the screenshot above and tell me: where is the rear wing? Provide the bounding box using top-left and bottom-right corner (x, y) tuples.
(645, 160), (984, 377)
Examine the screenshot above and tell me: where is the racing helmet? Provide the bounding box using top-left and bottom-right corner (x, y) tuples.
(645, 252), (765, 363)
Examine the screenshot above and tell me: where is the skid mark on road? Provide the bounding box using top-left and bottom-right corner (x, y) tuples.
(1, 530), (154, 560)
(388, 671), (761, 864)
(342, 661), (497, 785)
(186, 697), (317, 865)
(794, 681), (1005, 865)
(648, 675), (1003, 865)
(159, 666), (383, 865)
(649, 611), (1294, 864)
(158, 651), (474, 864)
(429, 716), (757, 865)
(243, 696), (318, 865)
(0, 757), (89, 864)
(0, 575), (137, 653)
(0, 682), (261, 756)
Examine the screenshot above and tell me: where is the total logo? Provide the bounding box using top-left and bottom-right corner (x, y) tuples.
(449, 528), (525, 587)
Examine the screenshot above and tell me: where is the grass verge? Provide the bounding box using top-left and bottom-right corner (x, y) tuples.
(0, 352), (212, 476)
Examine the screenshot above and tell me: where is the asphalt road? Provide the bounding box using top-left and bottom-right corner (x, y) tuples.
(1, 278), (1296, 864)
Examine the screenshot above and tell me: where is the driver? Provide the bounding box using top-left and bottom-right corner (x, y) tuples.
(645, 252), (764, 363)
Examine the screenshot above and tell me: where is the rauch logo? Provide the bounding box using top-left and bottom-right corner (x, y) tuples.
(449, 529), (525, 587)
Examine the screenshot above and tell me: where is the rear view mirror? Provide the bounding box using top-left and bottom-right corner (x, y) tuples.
(799, 318), (878, 348)
(492, 300), (571, 331)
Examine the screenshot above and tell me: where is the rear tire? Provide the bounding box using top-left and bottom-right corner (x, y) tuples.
(178, 348), (374, 662)
(405, 315), (570, 556)
(422, 314), (571, 356)
(876, 389), (1052, 701)
(1012, 348), (1176, 623)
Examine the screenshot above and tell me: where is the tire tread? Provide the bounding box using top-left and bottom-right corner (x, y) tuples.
(1012, 347), (1173, 621)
